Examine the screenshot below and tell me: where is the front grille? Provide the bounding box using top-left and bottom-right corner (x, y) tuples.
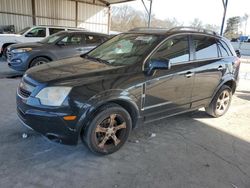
(19, 87), (32, 98)
(7, 48), (12, 60)
(18, 78), (36, 99)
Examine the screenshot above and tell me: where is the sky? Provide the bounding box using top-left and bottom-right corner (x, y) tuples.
(114, 0), (250, 34)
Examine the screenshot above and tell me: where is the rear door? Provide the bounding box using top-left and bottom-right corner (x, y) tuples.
(143, 34), (195, 121)
(190, 35), (225, 108)
(79, 34), (105, 53)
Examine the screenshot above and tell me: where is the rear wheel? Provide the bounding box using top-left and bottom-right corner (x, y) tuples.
(205, 85), (232, 117)
(30, 57), (50, 68)
(83, 104), (132, 155)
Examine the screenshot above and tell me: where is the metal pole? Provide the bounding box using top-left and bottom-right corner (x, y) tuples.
(31, 0), (36, 25)
(220, 0), (228, 36)
(148, 0), (153, 27)
(107, 6), (111, 34)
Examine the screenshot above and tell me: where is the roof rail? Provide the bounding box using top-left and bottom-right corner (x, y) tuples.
(37, 25), (87, 30)
(168, 26), (219, 36)
(129, 27), (169, 32)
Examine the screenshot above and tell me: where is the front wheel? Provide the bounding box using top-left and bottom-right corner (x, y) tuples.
(30, 57), (50, 68)
(83, 104), (132, 155)
(205, 85), (232, 117)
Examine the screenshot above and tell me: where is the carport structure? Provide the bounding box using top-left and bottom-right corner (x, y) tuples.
(0, 0), (135, 33)
(0, 0), (228, 34)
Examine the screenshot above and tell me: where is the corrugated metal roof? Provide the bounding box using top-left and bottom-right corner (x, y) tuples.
(76, 0), (135, 6)
(100, 0), (135, 5)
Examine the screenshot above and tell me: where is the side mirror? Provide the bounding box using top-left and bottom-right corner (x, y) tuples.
(235, 50), (241, 58)
(146, 59), (170, 76)
(25, 33), (33, 37)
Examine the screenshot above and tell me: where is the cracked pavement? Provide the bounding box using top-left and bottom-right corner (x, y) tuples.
(0, 59), (250, 188)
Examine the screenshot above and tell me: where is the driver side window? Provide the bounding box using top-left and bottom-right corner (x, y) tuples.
(152, 35), (190, 65)
(26, 27), (46, 37)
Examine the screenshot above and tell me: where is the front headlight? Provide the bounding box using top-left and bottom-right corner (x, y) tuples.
(12, 48), (32, 53)
(36, 87), (72, 106)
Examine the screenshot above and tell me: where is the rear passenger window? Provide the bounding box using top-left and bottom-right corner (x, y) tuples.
(218, 40), (232, 57)
(49, 28), (65, 35)
(152, 35), (190, 64)
(60, 34), (84, 45)
(85, 35), (102, 44)
(193, 36), (218, 60)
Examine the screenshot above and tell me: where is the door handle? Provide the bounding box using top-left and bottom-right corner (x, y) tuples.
(185, 72), (194, 78)
(218, 66), (223, 71)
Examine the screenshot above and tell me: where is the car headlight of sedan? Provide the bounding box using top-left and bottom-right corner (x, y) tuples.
(36, 87), (72, 106)
(12, 48), (32, 53)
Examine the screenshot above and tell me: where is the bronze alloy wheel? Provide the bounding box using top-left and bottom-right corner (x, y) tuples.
(83, 104), (132, 155)
(95, 114), (127, 149)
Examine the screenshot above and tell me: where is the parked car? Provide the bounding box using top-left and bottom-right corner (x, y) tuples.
(0, 25), (86, 57)
(16, 27), (241, 155)
(7, 31), (109, 71)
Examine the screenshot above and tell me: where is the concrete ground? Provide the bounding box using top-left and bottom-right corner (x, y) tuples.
(0, 58), (250, 188)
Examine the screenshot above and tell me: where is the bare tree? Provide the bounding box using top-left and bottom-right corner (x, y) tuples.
(224, 16), (241, 39)
(242, 13), (249, 35)
(111, 6), (180, 32)
(190, 18), (203, 29)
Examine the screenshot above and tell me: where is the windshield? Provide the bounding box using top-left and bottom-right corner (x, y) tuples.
(86, 33), (161, 66)
(16, 27), (31, 35)
(40, 32), (65, 44)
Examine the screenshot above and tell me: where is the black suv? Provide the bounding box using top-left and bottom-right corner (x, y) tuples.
(16, 27), (241, 155)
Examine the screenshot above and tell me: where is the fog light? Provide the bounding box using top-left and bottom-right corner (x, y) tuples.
(14, 59), (22, 63)
(63, 116), (77, 121)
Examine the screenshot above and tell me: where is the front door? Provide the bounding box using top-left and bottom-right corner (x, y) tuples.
(143, 35), (195, 122)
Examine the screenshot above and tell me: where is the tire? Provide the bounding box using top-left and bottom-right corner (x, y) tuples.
(83, 103), (132, 155)
(30, 57), (50, 68)
(205, 85), (232, 118)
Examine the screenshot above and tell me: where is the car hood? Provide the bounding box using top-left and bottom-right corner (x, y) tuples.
(0, 34), (22, 42)
(0, 33), (21, 37)
(26, 56), (128, 84)
(9, 42), (44, 50)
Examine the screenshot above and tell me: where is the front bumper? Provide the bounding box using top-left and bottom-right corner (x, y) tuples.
(16, 94), (80, 145)
(7, 51), (30, 71)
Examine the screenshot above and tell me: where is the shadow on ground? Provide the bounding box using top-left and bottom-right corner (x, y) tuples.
(0, 79), (249, 188)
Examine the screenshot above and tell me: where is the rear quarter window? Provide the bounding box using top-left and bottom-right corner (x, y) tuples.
(218, 40), (233, 57)
(85, 35), (102, 44)
(49, 28), (65, 35)
(193, 36), (219, 60)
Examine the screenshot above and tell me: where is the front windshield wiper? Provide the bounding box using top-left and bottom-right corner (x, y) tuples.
(83, 54), (110, 64)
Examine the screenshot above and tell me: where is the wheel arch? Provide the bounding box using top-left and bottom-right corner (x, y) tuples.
(223, 80), (236, 94)
(105, 99), (140, 129)
(210, 78), (237, 105)
(1, 43), (15, 53)
(29, 55), (53, 67)
(78, 96), (141, 140)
